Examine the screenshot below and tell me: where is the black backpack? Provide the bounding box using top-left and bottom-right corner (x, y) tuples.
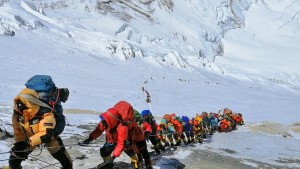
(25, 75), (69, 136)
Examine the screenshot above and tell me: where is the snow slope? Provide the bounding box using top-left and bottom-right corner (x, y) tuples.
(1, 0), (300, 168)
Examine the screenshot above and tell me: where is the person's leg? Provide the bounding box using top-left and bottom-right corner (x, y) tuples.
(174, 133), (181, 146)
(167, 134), (175, 146)
(9, 144), (33, 169)
(46, 137), (72, 169)
(8, 155), (23, 169)
(9, 151), (31, 169)
(98, 142), (115, 168)
(124, 149), (140, 169)
(181, 132), (188, 145)
(135, 140), (153, 169)
(149, 135), (160, 154)
(157, 138), (166, 151)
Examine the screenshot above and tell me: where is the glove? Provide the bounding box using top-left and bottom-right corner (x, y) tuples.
(13, 140), (29, 150)
(11, 140), (30, 158)
(144, 131), (150, 140)
(78, 137), (92, 146)
(106, 156), (115, 164)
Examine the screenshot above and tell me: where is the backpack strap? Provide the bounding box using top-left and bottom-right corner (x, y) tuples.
(19, 94), (51, 109)
(48, 88), (60, 113)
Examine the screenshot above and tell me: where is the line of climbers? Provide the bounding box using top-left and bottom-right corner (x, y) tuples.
(133, 108), (244, 154)
(2, 75), (244, 169)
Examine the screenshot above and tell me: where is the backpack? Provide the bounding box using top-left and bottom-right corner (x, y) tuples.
(176, 116), (183, 123)
(25, 75), (69, 136)
(113, 101), (134, 125)
(163, 114), (172, 122)
(134, 109), (143, 125)
(25, 75), (55, 92)
(181, 116), (189, 124)
(181, 116), (192, 131)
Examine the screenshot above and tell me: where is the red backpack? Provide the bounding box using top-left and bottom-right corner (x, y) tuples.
(113, 101), (144, 142)
(113, 101), (134, 124)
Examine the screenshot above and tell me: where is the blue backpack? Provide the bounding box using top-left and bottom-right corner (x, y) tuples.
(25, 75), (69, 136)
(181, 116), (193, 132)
(181, 116), (189, 124)
(25, 75), (56, 92)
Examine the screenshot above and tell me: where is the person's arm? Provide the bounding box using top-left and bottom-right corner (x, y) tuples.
(80, 122), (105, 144)
(143, 122), (152, 133)
(12, 112), (26, 142)
(29, 112), (56, 147)
(112, 125), (128, 157)
(89, 122), (105, 140)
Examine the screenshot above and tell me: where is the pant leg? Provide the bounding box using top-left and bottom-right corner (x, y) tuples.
(135, 140), (152, 168)
(9, 147), (32, 169)
(45, 137), (73, 169)
(9, 153), (29, 169)
(100, 142), (116, 159)
(124, 148), (139, 169)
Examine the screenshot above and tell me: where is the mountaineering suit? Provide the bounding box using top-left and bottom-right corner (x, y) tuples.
(181, 116), (194, 144)
(9, 88), (72, 169)
(193, 118), (204, 143)
(140, 110), (165, 154)
(218, 118), (231, 132)
(81, 102), (153, 169)
(163, 114), (183, 146)
(158, 119), (175, 147)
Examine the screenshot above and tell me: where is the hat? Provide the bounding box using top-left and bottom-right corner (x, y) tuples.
(171, 113), (176, 117)
(141, 110), (151, 117)
(160, 119), (167, 125)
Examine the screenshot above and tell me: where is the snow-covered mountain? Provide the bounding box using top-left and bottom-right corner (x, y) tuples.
(1, 0), (300, 168)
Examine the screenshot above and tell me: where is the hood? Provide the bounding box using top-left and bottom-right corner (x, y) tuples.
(14, 88), (51, 118)
(163, 114), (172, 122)
(141, 109), (151, 117)
(14, 88), (51, 130)
(102, 108), (121, 130)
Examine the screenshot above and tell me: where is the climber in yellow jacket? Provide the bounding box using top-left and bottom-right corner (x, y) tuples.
(7, 88), (72, 169)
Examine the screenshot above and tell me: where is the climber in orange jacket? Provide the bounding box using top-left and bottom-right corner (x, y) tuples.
(163, 114), (183, 146)
(9, 88), (72, 169)
(218, 118), (231, 132)
(232, 113), (244, 125)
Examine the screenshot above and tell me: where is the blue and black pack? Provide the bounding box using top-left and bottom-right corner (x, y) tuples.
(25, 75), (56, 92)
(25, 75), (67, 136)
